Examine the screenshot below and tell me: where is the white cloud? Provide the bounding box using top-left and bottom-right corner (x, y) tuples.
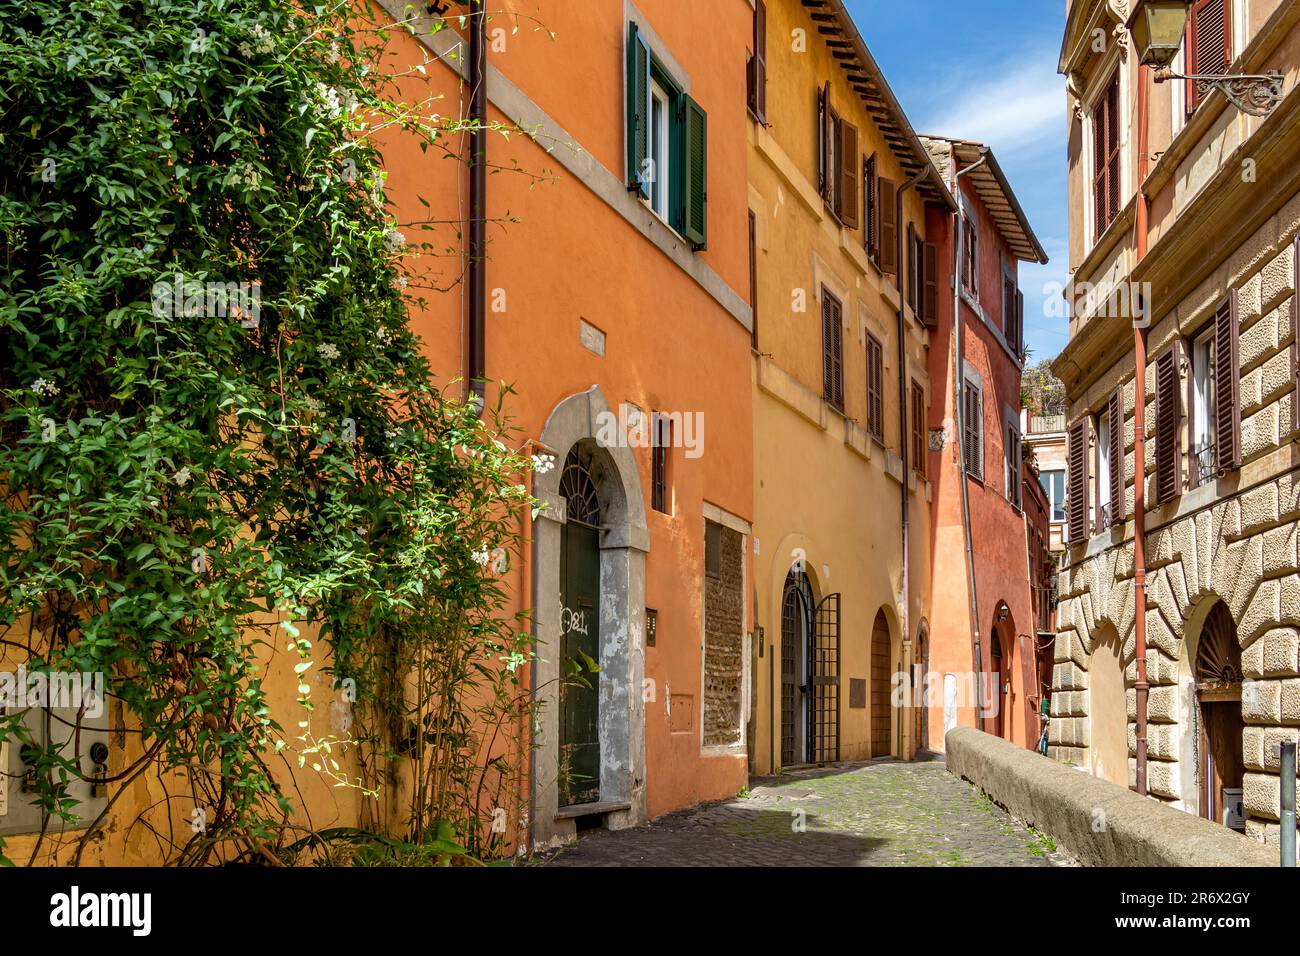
(919, 59), (1065, 157)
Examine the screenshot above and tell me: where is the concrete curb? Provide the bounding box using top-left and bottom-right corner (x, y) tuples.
(945, 726), (1277, 867)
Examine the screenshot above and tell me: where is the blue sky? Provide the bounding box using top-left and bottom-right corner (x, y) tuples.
(844, 0), (1070, 363)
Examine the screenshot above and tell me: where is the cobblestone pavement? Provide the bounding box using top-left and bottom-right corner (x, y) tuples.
(538, 757), (1070, 867)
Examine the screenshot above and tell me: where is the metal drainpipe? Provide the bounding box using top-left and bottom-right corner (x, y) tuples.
(895, 168), (927, 758)
(1134, 62), (1151, 797)
(467, 0), (487, 412)
(950, 148), (991, 729)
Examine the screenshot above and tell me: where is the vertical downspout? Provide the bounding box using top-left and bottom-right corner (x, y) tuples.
(1133, 61), (1151, 796)
(895, 168), (927, 757)
(950, 149), (991, 728)
(467, 0), (487, 410)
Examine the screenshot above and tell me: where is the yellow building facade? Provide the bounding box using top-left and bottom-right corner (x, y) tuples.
(746, 0), (952, 771)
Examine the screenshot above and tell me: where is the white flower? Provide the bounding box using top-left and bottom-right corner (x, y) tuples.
(173, 467), (192, 486)
(328, 41), (341, 64)
(251, 23), (274, 55)
(376, 326), (395, 344)
(316, 342), (341, 361)
(30, 378), (58, 397)
(471, 548), (491, 567)
(530, 453), (556, 475)
(383, 228), (406, 254)
(304, 397), (323, 415)
(384, 428), (399, 442)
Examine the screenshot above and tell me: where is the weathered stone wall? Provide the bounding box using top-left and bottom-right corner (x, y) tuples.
(1054, 198), (1300, 855)
(703, 525), (744, 747)
(946, 726), (1276, 867)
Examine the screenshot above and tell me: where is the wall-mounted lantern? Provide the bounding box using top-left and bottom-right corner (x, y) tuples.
(1127, 0), (1284, 117)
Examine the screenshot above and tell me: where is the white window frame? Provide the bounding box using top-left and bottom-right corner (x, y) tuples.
(1191, 325), (1216, 473)
(648, 76), (671, 222)
(1097, 409), (1112, 526)
(1042, 469), (1067, 524)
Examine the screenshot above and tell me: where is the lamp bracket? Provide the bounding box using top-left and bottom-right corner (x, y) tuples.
(1155, 68), (1286, 118)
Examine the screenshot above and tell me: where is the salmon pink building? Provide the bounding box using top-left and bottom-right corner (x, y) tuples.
(921, 136), (1050, 752)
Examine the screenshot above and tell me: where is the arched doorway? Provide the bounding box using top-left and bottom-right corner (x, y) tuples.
(988, 630), (1005, 739)
(558, 445), (603, 806)
(870, 609), (891, 757)
(915, 621), (930, 752)
(1194, 601), (1245, 830)
(530, 385), (649, 845)
(779, 569), (813, 767)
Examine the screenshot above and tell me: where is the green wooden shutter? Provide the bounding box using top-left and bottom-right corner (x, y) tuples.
(627, 23), (651, 199)
(682, 95), (708, 249)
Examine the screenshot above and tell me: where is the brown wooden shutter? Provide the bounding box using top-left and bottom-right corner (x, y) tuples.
(963, 382), (982, 479)
(839, 121), (860, 229)
(1108, 388), (1123, 522)
(1187, 0), (1231, 114)
(923, 241), (939, 328)
(823, 289), (844, 410)
(863, 155), (879, 262)
(867, 335), (883, 439)
(1068, 418), (1089, 543)
(818, 83), (831, 201)
(753, 0), (768, 121)
(1015, 289), (1024, 357)
(1093, 73), (1121, 236)
(880, 178), (898, 275)
(911, 381), (925, 477)
(1155, 344), (1183, 503)
(906, 223), (918, 312)
(748, 210), (758, 350)
(1214, 291), (1241, 471)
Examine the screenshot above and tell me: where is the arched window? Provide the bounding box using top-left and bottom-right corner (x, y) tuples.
(559, 445), (603, 528)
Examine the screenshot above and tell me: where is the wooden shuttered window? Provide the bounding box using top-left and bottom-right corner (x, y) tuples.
(822, 288), (845, 411)
(923, 241), (939, 328)
(1067, 418), (1090, 544)
(818, 83), (833, 201)
(747, 0), (767, 122)
(1187, 0), (1232, 115)
(906, 224), (919, 313)
(816, 85), (859, 228)
(1213, 291), (1241, 472)
(681, 97), (708, 248)
(864, 154), (879, 263)
(839, 120), (860, 229)
(651, 413), (670, 514)
(627, 24), (652, 199)
(1154, 344), (1184, 504)
(880, 178), (898, 275)
(866, 333), (884, 440)
(962, 381), (983, 480)
(1092, 72), (1121, 238)
(1006, 424), (1022, 510)
(961, 215), (979, 293)
(748, 210), (758, 350)
(1107, 388), (1123, 524)
(910, 381), (925, 477)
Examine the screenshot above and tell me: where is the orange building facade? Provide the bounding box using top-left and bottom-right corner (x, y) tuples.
(377, 0), (758, 847)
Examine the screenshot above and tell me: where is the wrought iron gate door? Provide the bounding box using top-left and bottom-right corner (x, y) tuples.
(779, 575), (807, 767)
(810, 593), (841, 763)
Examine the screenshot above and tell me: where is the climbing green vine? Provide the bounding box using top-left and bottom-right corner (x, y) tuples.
(1, 0), (543, 865)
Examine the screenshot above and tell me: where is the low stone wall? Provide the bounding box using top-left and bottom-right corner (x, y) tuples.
(945, 727), (1277, 867)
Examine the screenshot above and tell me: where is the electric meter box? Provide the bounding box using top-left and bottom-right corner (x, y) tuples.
(0, 701), (110, 837)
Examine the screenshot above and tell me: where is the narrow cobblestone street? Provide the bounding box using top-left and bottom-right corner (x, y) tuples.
(539, 757), (1070, 867)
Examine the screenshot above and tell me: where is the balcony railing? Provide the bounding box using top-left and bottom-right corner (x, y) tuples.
(1191, 443), (1216, 488)
(1028, 412), (1066, 435)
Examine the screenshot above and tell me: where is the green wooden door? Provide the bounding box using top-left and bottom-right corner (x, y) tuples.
(559, 521), (601, 806)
